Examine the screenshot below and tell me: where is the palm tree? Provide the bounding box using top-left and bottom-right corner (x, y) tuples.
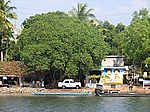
(68, 3), (95, 21)
(0, 0), (17, 61)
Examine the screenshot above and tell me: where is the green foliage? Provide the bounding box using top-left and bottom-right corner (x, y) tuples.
(115, 22), (125, 34)
(98, 20), (121, 55)
(15, 11), (109, 79)
(114, 8), (150, 67)
(68, 3), (95, 21)
(0, 0), (17, 61)
(88, 74), (101, 79)
(145, 57), (150, 64)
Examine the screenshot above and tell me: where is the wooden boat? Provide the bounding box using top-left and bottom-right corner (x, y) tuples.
(32, 91), (92, 96)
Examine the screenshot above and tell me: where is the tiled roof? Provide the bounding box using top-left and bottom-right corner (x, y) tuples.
(0, 61), (26, 76)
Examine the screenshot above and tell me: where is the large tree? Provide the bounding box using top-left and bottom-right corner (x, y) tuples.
(15, 11), (110, 83)
(114, 8), (150, 74)
(99, 20), (120, 55)
(0, 0), (17, 61)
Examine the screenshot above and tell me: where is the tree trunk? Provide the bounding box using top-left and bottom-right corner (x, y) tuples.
(5, 37), (9, 61)
(1, 39), (4, 62)
(0, 51), (3, 62)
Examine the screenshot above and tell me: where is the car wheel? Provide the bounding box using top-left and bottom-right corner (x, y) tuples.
(62, 86), (65, 89)
(76, 85), (80, 89)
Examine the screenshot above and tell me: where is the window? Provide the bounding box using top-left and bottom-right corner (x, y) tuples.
(70, 81), (74, 83)
(65, 81), (69, 83)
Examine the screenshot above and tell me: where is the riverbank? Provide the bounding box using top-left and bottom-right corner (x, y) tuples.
(0, 85), (150, 97)
(0, 87), (95, 97)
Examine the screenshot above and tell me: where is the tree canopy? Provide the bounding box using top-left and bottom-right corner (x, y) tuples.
(1, 1), (149, 78)
(15, 11), (110, 79)
(0, 0), (17, 61)
(113, 8), (150, 71)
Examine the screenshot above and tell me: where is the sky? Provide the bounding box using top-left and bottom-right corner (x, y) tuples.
(10, 0), (150, 28)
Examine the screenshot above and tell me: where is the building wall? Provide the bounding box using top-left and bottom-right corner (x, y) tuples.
(101, 56), (124, 67)
(101, 66), (129, 84)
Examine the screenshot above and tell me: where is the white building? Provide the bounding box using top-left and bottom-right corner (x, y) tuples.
(101, 55), (124, 67)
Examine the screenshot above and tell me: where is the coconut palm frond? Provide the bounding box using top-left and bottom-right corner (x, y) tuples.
(68, 3), (95, 21)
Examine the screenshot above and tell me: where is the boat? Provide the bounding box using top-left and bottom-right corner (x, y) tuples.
(95, 92), (150, 97)
(95, 89), (150, 97)
(32, 91), (92, 96)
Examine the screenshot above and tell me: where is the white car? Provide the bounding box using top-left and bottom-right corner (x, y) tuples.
(144, 80), (150, 86)
(58, 79), (81, 89)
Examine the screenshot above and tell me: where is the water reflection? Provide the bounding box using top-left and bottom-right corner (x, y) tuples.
(0, 96), (150, 112)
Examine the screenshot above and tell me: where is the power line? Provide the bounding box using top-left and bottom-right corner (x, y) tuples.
(16, 6), (133, 17)
(16, 6), (49, 12)
(15, 11), (133, 18)
(96, 12), (132, 17)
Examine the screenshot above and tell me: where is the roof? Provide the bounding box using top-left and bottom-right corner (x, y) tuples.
(101, 66), (129, 70)
(106, 55), (125, 58)
(0, 61), (26, 76)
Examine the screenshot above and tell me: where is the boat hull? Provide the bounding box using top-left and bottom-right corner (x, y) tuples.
(95, 88), (150, 97)
(96, 93), (150, 97)
(32, 92), (92, 96)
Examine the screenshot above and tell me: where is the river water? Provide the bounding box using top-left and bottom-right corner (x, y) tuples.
(0, 96), (150, 112)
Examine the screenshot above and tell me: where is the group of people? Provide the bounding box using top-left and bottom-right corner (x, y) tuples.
(21, 79), (44, 88)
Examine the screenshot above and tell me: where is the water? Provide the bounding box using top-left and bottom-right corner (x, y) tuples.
(0, 96), (150, 112)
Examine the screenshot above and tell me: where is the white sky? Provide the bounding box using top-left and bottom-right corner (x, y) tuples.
(10, 0), (150, 27)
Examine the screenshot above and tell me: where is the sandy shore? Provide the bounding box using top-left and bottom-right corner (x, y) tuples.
(0, 87), (95, 97)
(0, 85), (150, 97)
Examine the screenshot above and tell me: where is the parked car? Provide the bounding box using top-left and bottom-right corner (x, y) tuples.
(144, 80), (150, 86)
(58, 79), (81, 89)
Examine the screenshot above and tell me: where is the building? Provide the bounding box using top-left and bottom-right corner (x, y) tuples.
(101, 55), (124, 67)
(88, 55), (129, 87)
(101, 55), (128, 84)
(0, 61), (25, 87)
